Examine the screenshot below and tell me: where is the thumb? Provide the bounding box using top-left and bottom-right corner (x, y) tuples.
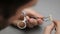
(26, 16), (30, 20)
(43, 23), (54, 34)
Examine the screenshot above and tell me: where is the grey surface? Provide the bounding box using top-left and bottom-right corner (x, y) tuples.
(0, 0), (60, 34)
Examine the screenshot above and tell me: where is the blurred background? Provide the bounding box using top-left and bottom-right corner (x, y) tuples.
(0, 0), (60, 34)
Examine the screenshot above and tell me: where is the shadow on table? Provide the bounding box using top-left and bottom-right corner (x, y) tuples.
(11, 25), (42, 34)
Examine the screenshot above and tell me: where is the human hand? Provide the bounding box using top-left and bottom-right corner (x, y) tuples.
(23, 8), (44, 28)
(19, 8), (44, 28)
(10, 8), (44, 29)
(53, 20), (60, 34)
(43, 20), (60, 34)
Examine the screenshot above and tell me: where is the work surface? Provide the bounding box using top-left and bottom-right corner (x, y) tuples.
(0, 0), (60, 34)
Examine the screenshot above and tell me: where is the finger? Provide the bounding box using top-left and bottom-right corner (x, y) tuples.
(27, 21), (34, 28)
(53, 20), (60, 28)
(28, 18), (38, 26)
(35, 14), (44, 19)
(31, 14), (44, 19)
(26, 16), (37, 28)
(53, 19), (60, 23)
(26, 16), (30, 20)
(44, 23), (54, 34)
(53, 20), (60, 34)
(37, 19), (43, 25)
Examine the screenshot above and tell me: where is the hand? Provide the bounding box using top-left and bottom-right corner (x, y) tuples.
(43, 20), (60, 34)
(53, 20), (60, 34)
(10, 8), (44, 29)
(23, 8), (44, 28)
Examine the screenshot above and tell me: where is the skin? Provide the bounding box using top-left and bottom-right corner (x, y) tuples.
(9, 0), (44, 28)
(43, 20), (60, 34)
(8, 0), (60, 33)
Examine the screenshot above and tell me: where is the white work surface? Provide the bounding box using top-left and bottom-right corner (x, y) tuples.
(0, 0), (60, 34)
